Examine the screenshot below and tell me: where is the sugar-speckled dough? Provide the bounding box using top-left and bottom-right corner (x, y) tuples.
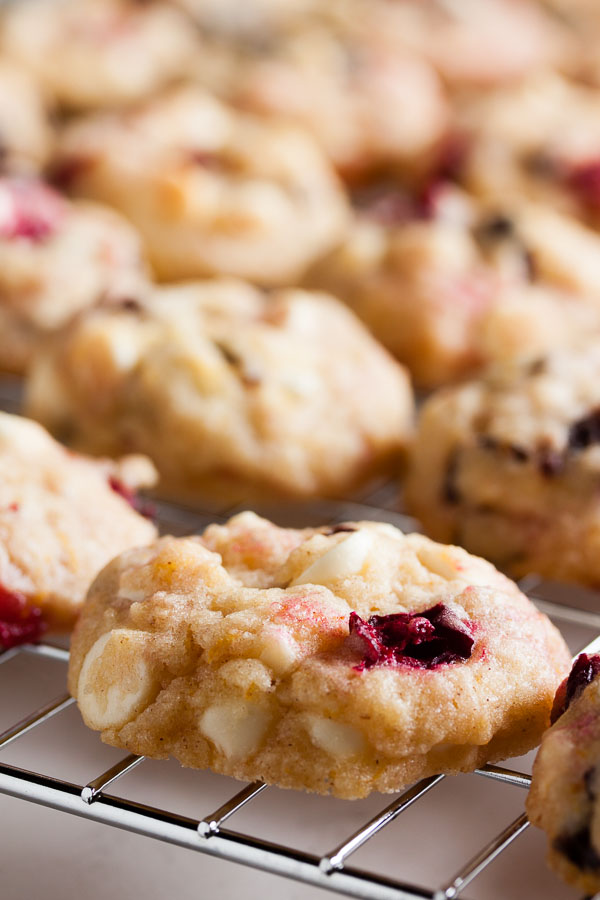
(0, 412), (157, 630)
(405, 343), (600, 585)
(0, 175), (149, 373)
(528, 654), (600, 895)
(54, 87), (349, 284)
(2, 0), (197, 111)
(68, 511), (570, 799)
(25, 280), (413, 502)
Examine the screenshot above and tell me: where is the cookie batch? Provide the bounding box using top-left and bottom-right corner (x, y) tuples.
(0, 0), (598, 880)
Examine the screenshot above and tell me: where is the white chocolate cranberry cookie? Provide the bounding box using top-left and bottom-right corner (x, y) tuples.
(0, 175), (149, 373)
(24, 280), (413, 503)
(54, 87), (349, 284)
(528, 653), (600, 895)
(405, 343), (600, 585)
(2, 0), (197, 111)
(68, 512), (570, 799)
(0, 412), (157, 642)
(307, 181), (600, 388)
(0, 59), (51, 174)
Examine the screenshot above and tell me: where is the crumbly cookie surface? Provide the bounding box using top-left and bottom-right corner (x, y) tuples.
(307, 182), (600, 388)
(68, 512), (570, 799)
(0, 412), (157, 636)
(0, 175), (149, 373)
(405, 343), (600, 584)
(527, 654), (600, 895)
(2, 0), (197, 111)
(25, 280), (413, 502)
(54, 86), (349, 284)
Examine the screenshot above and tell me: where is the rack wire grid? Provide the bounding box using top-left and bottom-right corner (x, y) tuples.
(1, 382), (600, 899)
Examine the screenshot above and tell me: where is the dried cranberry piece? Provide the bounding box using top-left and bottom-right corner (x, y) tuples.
(566, 160), (600, 211)
(349, 603), (474, 671)
(551, 653), (600, 723)
(108, 476), (155, 520)
(568, 409), (600, 451)
(0, 178), (66, 242)
(0, 584), (46, 649)
(351, 182), (416, 226)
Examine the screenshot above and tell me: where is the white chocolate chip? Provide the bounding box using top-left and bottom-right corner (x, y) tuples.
(77, 629), (155, 730)
(259, 626), (299, 675)
(291, 530), (374, 587)
(199, 700), (271, 759)
(305, 715), (366, 759)
(416, 545), (462, 580)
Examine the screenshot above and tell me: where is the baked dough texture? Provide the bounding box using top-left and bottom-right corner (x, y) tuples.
(25, 280), (413, 503)
(405, 343), (600, 585)
(0, 412), (157, 633)
(307, 184), (600, 388)
(68, 512), (570, 799)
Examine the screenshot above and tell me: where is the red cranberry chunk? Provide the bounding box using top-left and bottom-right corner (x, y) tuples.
(349, 602), (474, 671)
(566, 160), (600, 211)
(0, 178), (66, 242)
(554, 653), (600, 723)
(0, 584), (46, 649)
(108, 476), (155, 520)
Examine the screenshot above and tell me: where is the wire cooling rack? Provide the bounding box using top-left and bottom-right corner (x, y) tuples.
(2, 484), (600, 900)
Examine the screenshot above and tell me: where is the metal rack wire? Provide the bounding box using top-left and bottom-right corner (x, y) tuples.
(1, 488), (599, 900)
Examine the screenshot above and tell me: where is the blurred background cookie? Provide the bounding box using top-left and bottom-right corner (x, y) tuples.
(405, 343), (600, 584)
(0, 411), (156, 639)
(2, 0), (198, 111)
(0, 175), (149, 373)
(53, 87), (350, 283)
(25, 281), (413, 502)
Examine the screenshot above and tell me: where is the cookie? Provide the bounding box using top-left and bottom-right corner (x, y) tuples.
(2, 0), (197, 111)
(0, 412), (157, 641)
(382, 0), (564, 89)
(203, 11), (448, 178)
(307, 181), (600, 388)
(68, 511), (570, 799)
(53, 86), (349, 284)
(405, 343), (600, 585)
(0, 175), (149, 373)
(458, 73), (600, 221)
(0, 59), (52, 174)
(24, 280), (413, 503)
(527, 653), (600, 895)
